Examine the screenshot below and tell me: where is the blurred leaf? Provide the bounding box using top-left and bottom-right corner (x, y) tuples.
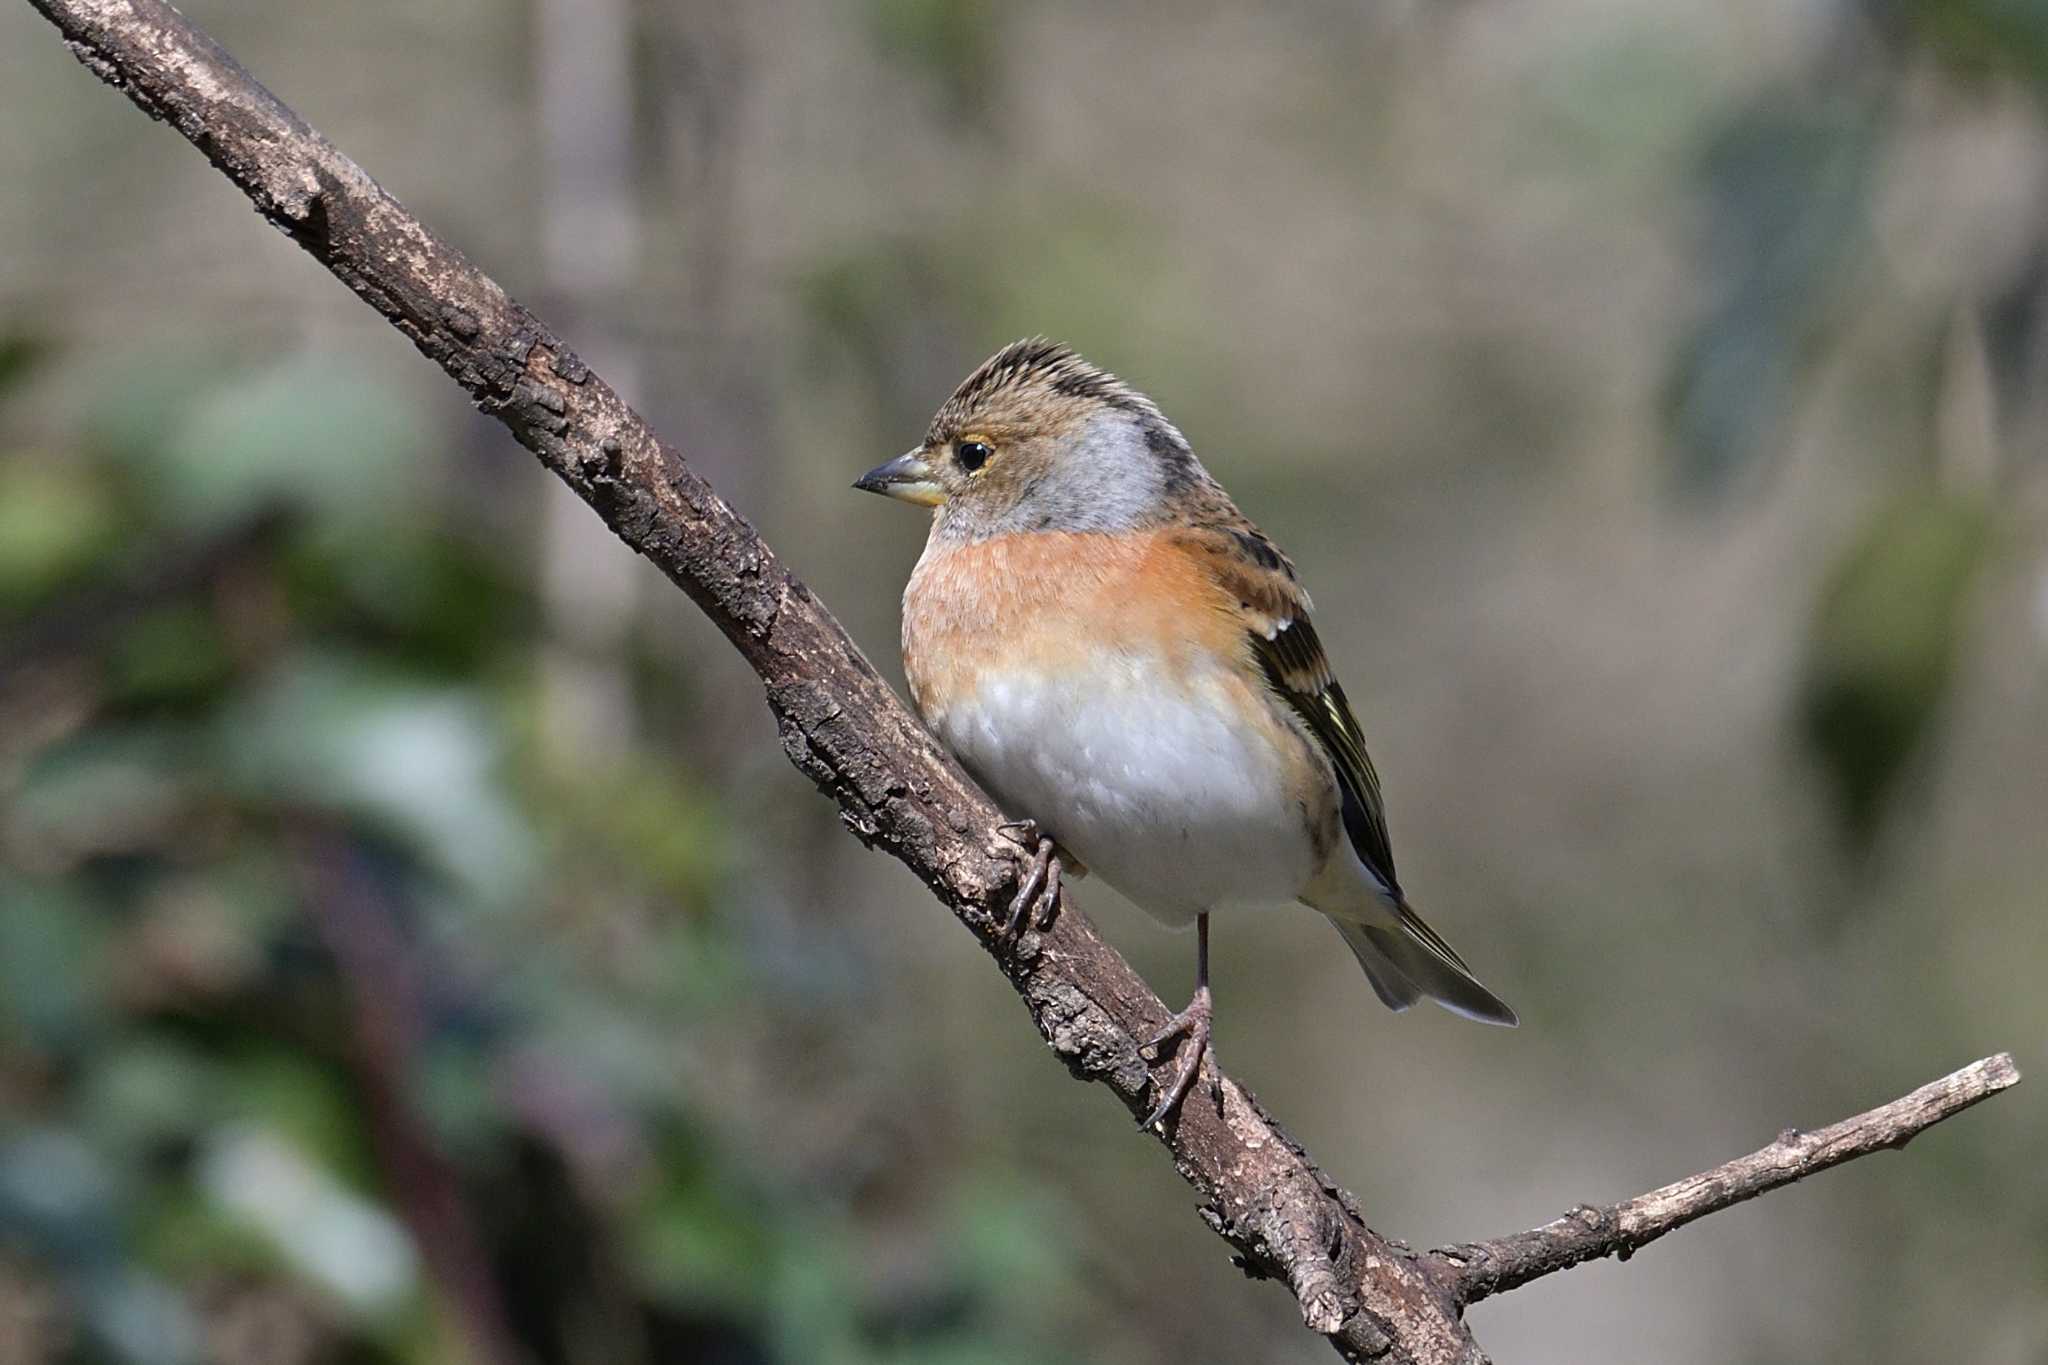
(0, 459), (120, 613)
(9, 724), (198, 868)
(77, 351), (233, 470)
(629, 1136), (778, 1313)
(75, 1039), (219, 1164)
(0, 1131), (122, 1273)
(195, 1125), (419, 1317)
(0, 328), (52, 407)
(0, 1130), (201, 1365)
(767, 1212), (866, 1363)
(215, 1050), (378, 1195)
(535, 750), (732, 910)
(107, 603), (236, 705)
(212, 655), (534, 904)
(0, 881), (104, 1055)
(1664, 91), (1883, 496)
(1799, 488), (1994, 846)
(1887, 0), (2048, 87)
(287, 525), (535, 677)
(138, 357), (428, 535)
(82, 1270), (201, 1365)
(132, 1183), (287, 1288)
(942, 1176), (1071, 1318)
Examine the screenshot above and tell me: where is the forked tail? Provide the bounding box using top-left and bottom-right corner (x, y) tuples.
(1329, 905), (1518, 1027)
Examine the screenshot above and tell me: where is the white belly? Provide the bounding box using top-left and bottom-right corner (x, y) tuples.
(929, 655), (1323, 926)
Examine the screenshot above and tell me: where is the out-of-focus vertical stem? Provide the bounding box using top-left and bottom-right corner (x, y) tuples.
(1935, 305), (1998, 493)
(536, 0), (642, 763)
(295, 828), (523, 1365)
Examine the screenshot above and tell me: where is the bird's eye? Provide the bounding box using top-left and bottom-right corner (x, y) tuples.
(954, 440), (992, 473)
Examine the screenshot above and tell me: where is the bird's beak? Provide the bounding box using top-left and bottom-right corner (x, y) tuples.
(853, 449), (945, 507)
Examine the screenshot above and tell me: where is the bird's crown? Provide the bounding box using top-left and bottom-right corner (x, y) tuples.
(924, 337), (1166, 446)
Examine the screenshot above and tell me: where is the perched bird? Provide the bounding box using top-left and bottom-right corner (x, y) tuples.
(856, 339), (1516, 1127)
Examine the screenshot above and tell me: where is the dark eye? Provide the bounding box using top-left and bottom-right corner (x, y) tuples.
(954, 440), (992, 473)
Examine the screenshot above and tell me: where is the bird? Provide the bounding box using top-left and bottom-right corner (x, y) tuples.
(855, 338), (1516, 1128)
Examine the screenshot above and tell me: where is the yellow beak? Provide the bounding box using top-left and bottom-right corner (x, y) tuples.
(853, 450), (945, 507)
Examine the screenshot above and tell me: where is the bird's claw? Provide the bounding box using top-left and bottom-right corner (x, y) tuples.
(1138, 985), (1214, 1129)
(997, 822), (1062, 939)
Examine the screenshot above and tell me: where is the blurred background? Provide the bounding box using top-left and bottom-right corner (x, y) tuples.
(1, 1), (2044, 1362)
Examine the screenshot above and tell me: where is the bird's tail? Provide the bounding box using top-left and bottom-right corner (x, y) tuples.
(1328, 905), (1518, 1027)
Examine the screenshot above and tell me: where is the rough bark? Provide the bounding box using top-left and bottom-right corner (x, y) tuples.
(19, 3), (2023, 1361)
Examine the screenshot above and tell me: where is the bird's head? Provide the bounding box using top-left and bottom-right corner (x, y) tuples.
(855, 338), (1211, 540)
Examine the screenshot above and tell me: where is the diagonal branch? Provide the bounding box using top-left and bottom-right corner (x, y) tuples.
(1440, 1051), (2022, 1306)
(18, 4), (2022, 1362)
(20, 2), (1476, 1358)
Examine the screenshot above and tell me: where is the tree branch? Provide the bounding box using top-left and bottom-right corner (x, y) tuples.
(1440, 1052), (2022, 1307)
(19, 3), (2021, 1361)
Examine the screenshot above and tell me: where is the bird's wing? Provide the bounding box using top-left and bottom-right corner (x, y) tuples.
(1171, 520), (1513, 1023)
(1170, 523), (1400, 898)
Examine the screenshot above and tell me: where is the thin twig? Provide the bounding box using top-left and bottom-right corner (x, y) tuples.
(17, 4), (2023, 1362)
(1442, 1052), (2023, 1306)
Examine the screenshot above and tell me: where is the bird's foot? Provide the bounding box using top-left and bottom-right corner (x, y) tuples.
(996, 820), (1062, 939)
(1138, 985), (1214, 1129)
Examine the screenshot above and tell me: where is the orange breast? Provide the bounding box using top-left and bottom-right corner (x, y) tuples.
(901, 528), (1246, 720)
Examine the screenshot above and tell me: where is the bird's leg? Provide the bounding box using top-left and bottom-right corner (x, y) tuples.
(996, 819), (1062, 938)
(1139, 912), (1214, 1129)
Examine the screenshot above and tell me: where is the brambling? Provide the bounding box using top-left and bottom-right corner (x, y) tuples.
(856, 339), (1516, 1128)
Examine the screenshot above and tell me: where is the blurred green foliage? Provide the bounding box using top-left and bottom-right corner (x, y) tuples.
(3, 1), (2045, 1360)
(1892, 0), (2048, 86)
(0, 344), (1072, 1365)
(1800, 488), (1995, 849)
(1662, 90), (1881, 496)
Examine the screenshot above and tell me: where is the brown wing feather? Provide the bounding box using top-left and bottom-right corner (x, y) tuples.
(1256, 615), (1401, 896)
